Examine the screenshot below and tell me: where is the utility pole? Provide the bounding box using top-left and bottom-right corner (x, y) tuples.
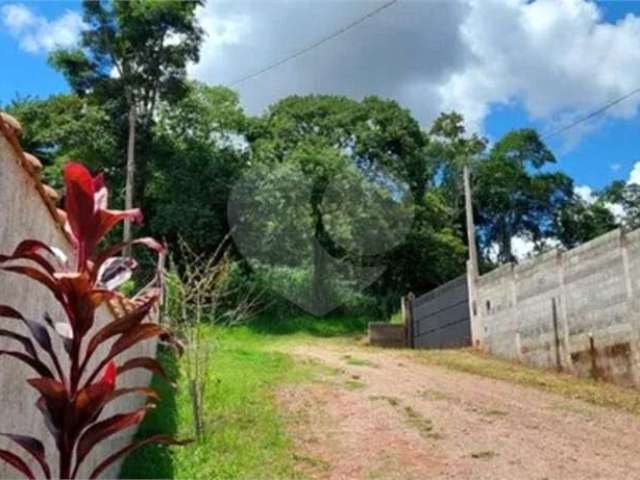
(123, 101), (136, 257)
(463, 165), (479, 277)
(463, 164), (482, 348)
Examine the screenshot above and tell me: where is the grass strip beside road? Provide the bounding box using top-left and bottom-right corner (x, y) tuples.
(415, 348), (640, 417)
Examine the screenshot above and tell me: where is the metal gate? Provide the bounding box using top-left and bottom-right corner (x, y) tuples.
(410, 275), (471, 349)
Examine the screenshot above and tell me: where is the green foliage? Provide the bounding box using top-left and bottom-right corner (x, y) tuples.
(428, 111), (487, 211)
(121, 323), (322, 479)
(120, 348), (179, 479)
(146, 83), (249, 254)
(4, 95), (118, 189)
(489, 128), (554, 168)
(249, 94), (427, 195)
(474, 129), (573, 262)
(50, 0), (205, 225)
(555, 194), (618, 248)
(51, 0), (203, 107)
(246, 95), (463, 305)
(247, 313), (369, 338)
(602, 180), (640, 229)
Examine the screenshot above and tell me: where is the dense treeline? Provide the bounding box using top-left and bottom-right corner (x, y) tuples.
(3, 0), (636, 317)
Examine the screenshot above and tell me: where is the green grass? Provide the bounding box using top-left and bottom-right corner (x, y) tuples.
(389, 311), (404, 325)
(342, 355), (378, 368)
(470, 450), (498, 460)
(121, 314), (368, 479)
(344, 379), (367, 390)
(120, 348), (179, 479)
(369, 395), (400, 407)
(401, 405), (441, 440)
(415, 348), (640, 417)
(247, 312), (369, 338)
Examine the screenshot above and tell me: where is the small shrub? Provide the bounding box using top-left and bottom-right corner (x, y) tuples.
(0, 163), (184, 478)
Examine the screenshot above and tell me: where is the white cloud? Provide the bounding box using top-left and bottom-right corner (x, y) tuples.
(576, 184), (624, 221)
(487, 234), (560, 263)
(5, 0), (640, 140)
(190, 0), (640, 136)
(605, 202), (625, 221)
(511, 235), (536, 261)
(629, 162), (640, 185)
(1, 3), (85, 54)
(439, 0), (640, 132)
(190, 0), (469, 122)
(575, 185), (595, 204)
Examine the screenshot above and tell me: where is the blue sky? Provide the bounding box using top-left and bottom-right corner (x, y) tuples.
(2, 0), (640, 194)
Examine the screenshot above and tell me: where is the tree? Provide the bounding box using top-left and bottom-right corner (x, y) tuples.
(147, 83), (249, 255)
(473, 129), (573, 263)
(602, 180), (640, 229)
(245, 95), (462, 311)
(555, 194), (618, 248)
(378, 189), (466, 298)
(428, 112), (487, 214)
(50, 0), (203, 246)
(4, 95), (118, 189)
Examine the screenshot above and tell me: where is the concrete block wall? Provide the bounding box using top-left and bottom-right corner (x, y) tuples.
(368, 323), (406, 348)
(473, 228), (640, 387)
(0, 129), (156, 477)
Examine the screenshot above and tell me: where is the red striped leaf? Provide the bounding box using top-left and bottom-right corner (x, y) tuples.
(75, 408), (149, 470)
(108, 387), (160, 404)
(92, 238), (164, 280)
(0, 306), (64, 381)
(84, 296), (158, 364)
(73, 363), (116, 432)
(117, 357), (174, 387)
(0, 433), (50, 479)
(0, 329), (39, 360)
(28, 378), (68, 433)
(0, 449), (34, 479)
(109, 324), (166, 359)
(0, 351), (54, 378)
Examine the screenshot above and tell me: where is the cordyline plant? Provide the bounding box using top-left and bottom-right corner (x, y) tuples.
(0, 162), (185, 479)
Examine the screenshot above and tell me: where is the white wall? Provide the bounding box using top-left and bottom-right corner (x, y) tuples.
(472, 228), (640, 387)
(0, 133), (157, 478)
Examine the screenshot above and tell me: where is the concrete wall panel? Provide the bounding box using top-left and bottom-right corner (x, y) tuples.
(0, 134), (156, 478)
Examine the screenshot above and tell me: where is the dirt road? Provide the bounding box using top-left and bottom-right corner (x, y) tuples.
(277, 342), (640, 479)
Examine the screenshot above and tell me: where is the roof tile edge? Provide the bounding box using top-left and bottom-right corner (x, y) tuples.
(0, 111), (72, 241)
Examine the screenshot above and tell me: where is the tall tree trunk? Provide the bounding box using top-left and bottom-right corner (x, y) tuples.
(310, 176), (329, 314)
(123, 104), (137, 255)
(311, 228), (327, 315)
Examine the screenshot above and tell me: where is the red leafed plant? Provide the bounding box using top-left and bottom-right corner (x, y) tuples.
(0, 162), (184, 479)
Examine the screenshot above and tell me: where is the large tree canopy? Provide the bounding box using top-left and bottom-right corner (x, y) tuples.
(4, 95), (118, 189)
(243, 95), (466, 309)
(473, 129), (574, 263)
(5, 71), (625, 316)
(50, 0), (204, 246)
(147, 83), (249, 254)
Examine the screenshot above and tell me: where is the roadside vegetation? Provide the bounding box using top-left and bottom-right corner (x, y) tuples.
(416, 349), (640, 417)
(121, 315), (368, 479)
(122, 317), (640, 479)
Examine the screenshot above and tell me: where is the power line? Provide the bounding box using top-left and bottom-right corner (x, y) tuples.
(543, 86), (640, 139)
(229, 0), (399, 87)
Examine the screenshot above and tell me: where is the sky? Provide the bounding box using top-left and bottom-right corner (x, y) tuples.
(2, 0), (640, 203)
